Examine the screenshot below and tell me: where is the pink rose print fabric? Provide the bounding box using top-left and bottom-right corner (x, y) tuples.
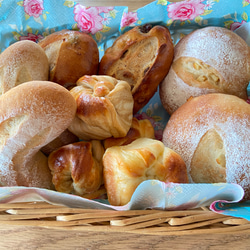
(230, 20), (247, 31)
(73, 4), (114, 34)
(23, 0), (44, 18)
(19, 33), (43, 42)
(167, 0), (205, 21)
(121, 12), (138, 28)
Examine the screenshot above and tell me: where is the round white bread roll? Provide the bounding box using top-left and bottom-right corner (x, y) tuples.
(162, 93), (250, 199)
(0, 81), (76, 189)
(160, 26), (250, 115)
(0, 40), (49, 95)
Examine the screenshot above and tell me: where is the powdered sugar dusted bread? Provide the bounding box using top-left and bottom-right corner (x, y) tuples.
(0, 81), (76, 189)
(99, 24), (174, 114)
(162, 93), (250, 199)
(160, 26), (250, 115)
(0, 40), (49, 95)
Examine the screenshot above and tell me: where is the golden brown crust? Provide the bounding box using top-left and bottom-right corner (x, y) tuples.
(48, 140), (104, 196)
(99, 25), (174, 114)
(103, 117), (155, 149)
(38, 29), (99, 88)
(0, 81), (77, 189)
(0, 40), (49, 95)
(162, 93), (250, 199)
(103, 138), (188, 206)
(68, 75), (134, 140)
(160, 26), (250, 115)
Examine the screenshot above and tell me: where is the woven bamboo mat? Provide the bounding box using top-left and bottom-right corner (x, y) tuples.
(0, 202), (250, 235)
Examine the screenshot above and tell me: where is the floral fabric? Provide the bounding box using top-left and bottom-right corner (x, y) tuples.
(0, 0), (250, 216)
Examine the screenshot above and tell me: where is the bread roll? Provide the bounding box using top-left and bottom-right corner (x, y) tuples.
(48, 140), (104, 196)
(38, 29), (99, 88)
(162, 93), (250, 199)
(160, 26), (250, 115)
(103, 138), (188, 206)
(0, 81), (76, 189)
(0, 40), (49, 95)
(99, 24), (174, 114)
(103, 117), (155, 149)
(69, 75), (134, 140)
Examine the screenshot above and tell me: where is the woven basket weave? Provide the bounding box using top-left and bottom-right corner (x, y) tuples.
(1, 202), (250, 235)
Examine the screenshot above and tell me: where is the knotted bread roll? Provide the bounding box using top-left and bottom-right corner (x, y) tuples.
(0, 81), (76, 189)
(103, 138), (188, 206)
(69, 75), (134, 140)
(48, 140), (104, 196)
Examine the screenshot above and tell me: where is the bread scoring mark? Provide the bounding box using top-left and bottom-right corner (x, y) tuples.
(173, 57), (222, 90)
(190, 128), (226, 183)
(0, 114), (29, 150)
(108, 37), (158, 93)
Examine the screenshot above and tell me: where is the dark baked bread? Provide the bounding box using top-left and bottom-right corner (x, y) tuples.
(38, 29), (99, 88)
(99, 24), (174, 113)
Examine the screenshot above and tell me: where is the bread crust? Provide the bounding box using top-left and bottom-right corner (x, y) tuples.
(160, 26), (250, 115)
(38, 29), (99, 88)
(99, 25), (174, 114)
(0, 81), (76, 189)
(0, 40), (49, 95)
(162, 93), (250, 199)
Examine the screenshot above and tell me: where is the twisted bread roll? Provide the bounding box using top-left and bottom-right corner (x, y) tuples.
(103, 138), (188, 206)
(0, 40), (49, 95)
(0, 81), (76, 189)
(162, 93), (250, 199)
(48, 140), (104, 196)
(160, 26), (250, 114)
(103, 117), (155, 149)
(69, 75), (134, 140)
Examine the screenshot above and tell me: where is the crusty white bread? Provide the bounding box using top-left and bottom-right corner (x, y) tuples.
(160, 26), (250, 115)
(0, 81), (76, 189)
(0, 40), (49, 95)
(162, 93), (250, 200)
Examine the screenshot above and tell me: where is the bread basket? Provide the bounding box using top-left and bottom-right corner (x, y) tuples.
(0, 0), (250, 237)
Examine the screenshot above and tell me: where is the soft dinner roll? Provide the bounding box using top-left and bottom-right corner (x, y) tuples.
(162, 93), (250, 199)
(0, 81), (76, 189)
(69, 75), (134, 140)
(0, 40), (49, 95)
(99, 24), (174, 114)
(38, 29), (99, 88)
(103, 138), (188, 206)
(48, 140), (104, 196)
(160, 26), (250, 115)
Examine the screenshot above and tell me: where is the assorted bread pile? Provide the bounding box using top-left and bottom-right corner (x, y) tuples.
(0, 24), (249, 205)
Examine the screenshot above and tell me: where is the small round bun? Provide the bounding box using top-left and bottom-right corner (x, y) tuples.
(162, 93), (250, 199)
(160, 26), (250, 115)
(0, 40), (49, 95)
(38, 29), (99, 88)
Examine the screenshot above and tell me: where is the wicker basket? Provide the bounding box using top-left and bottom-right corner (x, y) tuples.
(1, 201), (250, 235)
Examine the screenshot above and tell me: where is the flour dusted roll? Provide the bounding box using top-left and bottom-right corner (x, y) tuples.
(103, 138), (188, 206)
(0, 40), (49, 95)
(162, 93), (250, 199)
(0, 81), (77, 189)
(160, 26), (250, 115)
